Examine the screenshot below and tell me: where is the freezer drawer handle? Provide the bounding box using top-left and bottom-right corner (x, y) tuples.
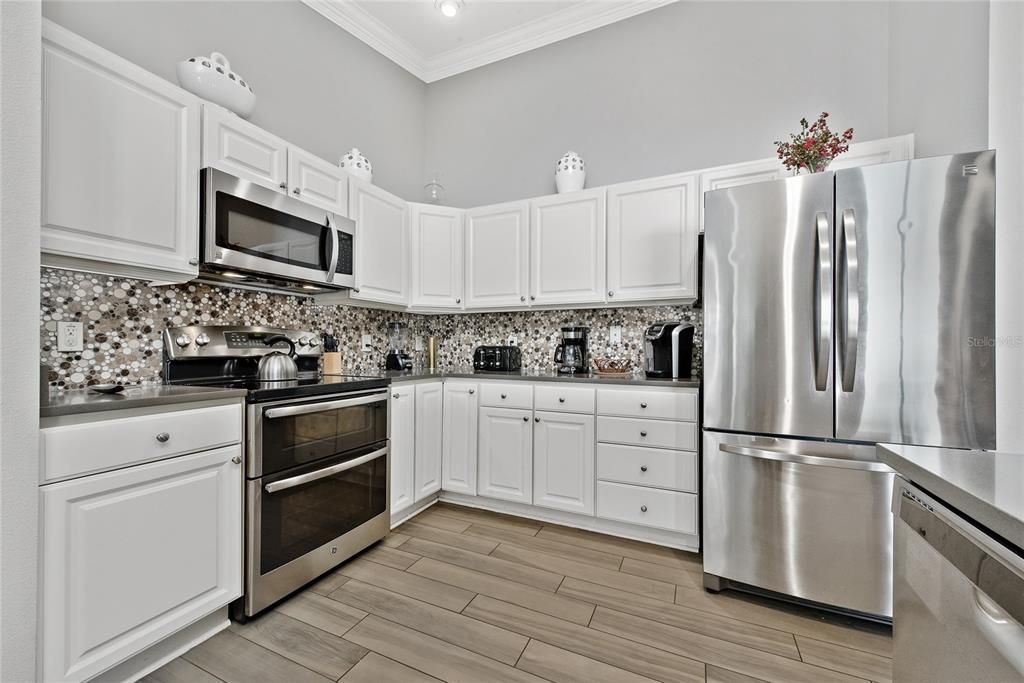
(839, 208), (860, 393)
(265, 447), (388, 493)
(813, 211), (833, 391)
(719, 443), (893, 472)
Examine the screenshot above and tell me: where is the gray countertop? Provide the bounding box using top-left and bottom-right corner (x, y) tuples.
(383, 367), (700, 388)
(878, 444), (1024, 549)
(42, 385), (248, 418)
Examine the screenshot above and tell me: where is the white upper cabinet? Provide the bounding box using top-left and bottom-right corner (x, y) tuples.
(41, 21), (200, 283)
(389, 385), (416, 518)
(349, 178), (409, 306)
(287, 147), (348, 216)
(441, 381), (479, 496)
(414, 382), (444, 502)
(202, 104), (287, 192)
(530, 189), (607, 306)
(699, 158), (785, 233)
(828, 133), (915, 171)
(465, 201), (531, 309)
(606, 172), (700, 302)
(410, 203), (464, 310)
(533, 411), (595, 516)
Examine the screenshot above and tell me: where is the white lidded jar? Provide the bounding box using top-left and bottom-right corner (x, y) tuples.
(339, 148), (373, 182)
(555, 151), (586, 193)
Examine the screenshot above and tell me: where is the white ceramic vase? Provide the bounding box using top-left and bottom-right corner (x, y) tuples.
(176, 52), (255, 118)
(555, 151), (586, 193)
(340, 148), (373, 182)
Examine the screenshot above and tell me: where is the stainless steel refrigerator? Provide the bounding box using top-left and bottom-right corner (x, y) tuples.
(702, 150), (996, 619)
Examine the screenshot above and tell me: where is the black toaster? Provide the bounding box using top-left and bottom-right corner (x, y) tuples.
(473, 345), (522, 372)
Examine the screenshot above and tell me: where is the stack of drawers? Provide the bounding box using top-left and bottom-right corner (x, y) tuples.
(594, 387), (699, 535)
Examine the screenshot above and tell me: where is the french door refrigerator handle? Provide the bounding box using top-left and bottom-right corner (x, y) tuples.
(839, 208), (860, 392)
(325, 215), (340, 283)
(814, 212), (832, 391)
(719, 443), (893, 472)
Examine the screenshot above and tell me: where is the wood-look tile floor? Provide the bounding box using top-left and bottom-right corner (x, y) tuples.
(145, 503), (893, 683)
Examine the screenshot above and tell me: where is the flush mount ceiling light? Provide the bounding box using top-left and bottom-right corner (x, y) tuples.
(435, 0), (463, 18)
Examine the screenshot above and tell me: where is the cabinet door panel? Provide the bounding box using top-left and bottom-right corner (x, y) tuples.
(533, 411), (595, 515)
(410, 204), (464, 309)
(202, 104), (287, 191)
(42, 23), (200, 281)
(530, 189), (606, 305)
(414, 382), (444, 501)
(40, 446), (242, 683)
(699, 159), (784, 233)
(607, 173), (699, 302)
(390, 385), (416, 516)
(477, 407), (532, 504)
(350, 178), (409, 305)
(288, 147), (348, 215)
(465, 202), (530, 308)
(442, 382), (478, 495)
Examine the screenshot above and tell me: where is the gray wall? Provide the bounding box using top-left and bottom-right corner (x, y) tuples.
(42, 0), (428, 199)
(424, 1), (990, 207)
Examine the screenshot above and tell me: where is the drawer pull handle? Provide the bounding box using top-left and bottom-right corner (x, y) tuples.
(640, 431), (648, 437)
(156, 432), (170, 443)
(393, 393), (400, 399)
(640, 505), (648, 513)
(640, 402), (648, 409)
(641, 465), (648, 472)
(501, 393), (507, 399)
(534, 417), (540, 423)
(231, 455), (242, 465)
(523, 416), (529, 422)
(558, 397), (565, 403)
(468, 389), (475, 394)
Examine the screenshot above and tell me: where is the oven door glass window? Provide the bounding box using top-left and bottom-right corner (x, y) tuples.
(216, 191), (329, 270)
(260, 444), (387, 574)
(260, 395), (387, 475)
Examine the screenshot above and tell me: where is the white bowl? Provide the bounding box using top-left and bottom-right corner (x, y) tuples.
(176, 52), (254, 118)
(339, 148), (373, 182)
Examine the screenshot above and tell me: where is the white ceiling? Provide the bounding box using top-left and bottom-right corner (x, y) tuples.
(302, 0), (677, 82)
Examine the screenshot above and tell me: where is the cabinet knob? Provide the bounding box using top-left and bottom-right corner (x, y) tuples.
(640, 431), (648, 437)
(279, 182), (287, 190)
(523, 416), (529, 422)
(468, 389), (475, 394)
(530, 295), (536, 301)
(534, 417), (540, 423)
(231, 455), (242, 465)
(353, 287), (361, 293)
(640, 505), (648, 513)
(393, 393), (400, 399)
(155, 432), (170, 443)
(293, 188), (301, 195)
(641, 465), (648, 472)
(640, 402), (648, 409)
(558, 397), (565, 403)
(608, 290), (614, 297)
(188, 257), (199, 266)
(501, 393), (507, 399)
(456, 298), (461, 304)
(520, 296), (526, 302)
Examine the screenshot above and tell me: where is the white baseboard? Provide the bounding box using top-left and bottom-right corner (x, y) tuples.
(438, 492), (700, 553)
(390, 494), (439, 528)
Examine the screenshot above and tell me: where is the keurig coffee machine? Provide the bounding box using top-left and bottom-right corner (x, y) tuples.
(644, 321), (694, 378)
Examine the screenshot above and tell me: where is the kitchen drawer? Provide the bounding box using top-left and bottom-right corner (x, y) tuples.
(41, 403), (242, 483)
(479, 382), (533, 410)
(534, 384), (595, 414)
(597, 388), (697, 421)
(596, 480), (698, 534)
(596, 443), (697, 493)
(597, 416), (697, 451)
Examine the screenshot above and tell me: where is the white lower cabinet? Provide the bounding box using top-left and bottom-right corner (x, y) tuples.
(478, 406), (533, 504)
(414, 382), (443, 502)
(442, 381), (478, 495)
(533, 411), (595, 515)
(389, 385), (416, 515)
(40, 444), (242, 683)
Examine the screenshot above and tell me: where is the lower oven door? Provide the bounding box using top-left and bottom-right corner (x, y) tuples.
(245, 442), (389, 615)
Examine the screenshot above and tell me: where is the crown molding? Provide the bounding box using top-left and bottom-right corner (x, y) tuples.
(302, 0), (678, 83)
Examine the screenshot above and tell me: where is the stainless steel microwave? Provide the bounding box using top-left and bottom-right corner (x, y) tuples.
(199, 168), (354, 294)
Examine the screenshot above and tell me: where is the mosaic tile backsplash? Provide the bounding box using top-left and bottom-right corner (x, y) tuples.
(41, 267), (702, 390)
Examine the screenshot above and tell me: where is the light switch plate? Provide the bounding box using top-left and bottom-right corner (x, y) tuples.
(57, 321), (84, 352)
(610, 325), (622, 345)
(414, 336), (424, 352)
(361, 334), (373, 353)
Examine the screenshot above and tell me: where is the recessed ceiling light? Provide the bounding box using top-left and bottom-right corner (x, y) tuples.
(435, 0), (463, 18)
(222, 272), (247, 279)
(301, 285), (322, 290)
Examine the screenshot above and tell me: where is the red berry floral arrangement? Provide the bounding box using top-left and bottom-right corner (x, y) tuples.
(774, 112), (854, 173)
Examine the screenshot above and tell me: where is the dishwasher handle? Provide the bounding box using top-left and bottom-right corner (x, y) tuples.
(719, 443), (893, 472)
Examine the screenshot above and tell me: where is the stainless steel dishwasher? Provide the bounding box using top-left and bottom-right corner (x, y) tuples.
(893, 479), (1024, 682)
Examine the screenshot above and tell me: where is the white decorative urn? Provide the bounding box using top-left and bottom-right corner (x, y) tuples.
(339, 148), (373, 182)
(176, 52), (255, 118)
(555, 151), (586, 193)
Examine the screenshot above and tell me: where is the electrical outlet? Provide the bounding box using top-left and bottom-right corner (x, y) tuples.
(57, 321), (84, 352)
(361, 334), (373, 353)
(610, 325), (622, 345)
(414, 336), (424, 352)
(507, 334), (518, 346)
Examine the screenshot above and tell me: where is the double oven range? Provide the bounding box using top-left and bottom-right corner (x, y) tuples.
(164, 325), (389, 618)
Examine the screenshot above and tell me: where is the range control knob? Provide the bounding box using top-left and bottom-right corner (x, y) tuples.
(298, 337), (311, 347)
(195, 333), (211, 347)
(308, 337), (320, 348)
(175, 334), (192, 348)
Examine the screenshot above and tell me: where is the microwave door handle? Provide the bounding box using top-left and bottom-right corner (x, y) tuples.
(325, 215), (339, 283)
(264, 447), (388, 493)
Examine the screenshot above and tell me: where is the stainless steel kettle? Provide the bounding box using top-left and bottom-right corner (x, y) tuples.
(258, 335), (298, 381)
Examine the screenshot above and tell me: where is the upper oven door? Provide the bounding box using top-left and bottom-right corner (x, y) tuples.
(249, 389), (388, 478)
(201, 168), (354, 288)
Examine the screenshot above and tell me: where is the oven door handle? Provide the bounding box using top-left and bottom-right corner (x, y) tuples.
(265, 446), (388, 493)
(264, 391), (387, 419)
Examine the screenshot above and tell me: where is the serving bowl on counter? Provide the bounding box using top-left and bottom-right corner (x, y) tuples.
(592, 357), (634, 376)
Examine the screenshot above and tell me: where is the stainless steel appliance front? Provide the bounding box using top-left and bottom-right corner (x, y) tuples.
(200, 167), (354, 293)
(893, 480), (1024, 681)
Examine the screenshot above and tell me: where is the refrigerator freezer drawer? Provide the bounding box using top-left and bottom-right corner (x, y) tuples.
(703, 431), (895, 618)
(597, 416), (697, 451)
(596, 480), (698, 533)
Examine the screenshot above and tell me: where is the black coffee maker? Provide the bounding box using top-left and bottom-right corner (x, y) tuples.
(384, 322), (413, 371)
(554, 326), (589, 374)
